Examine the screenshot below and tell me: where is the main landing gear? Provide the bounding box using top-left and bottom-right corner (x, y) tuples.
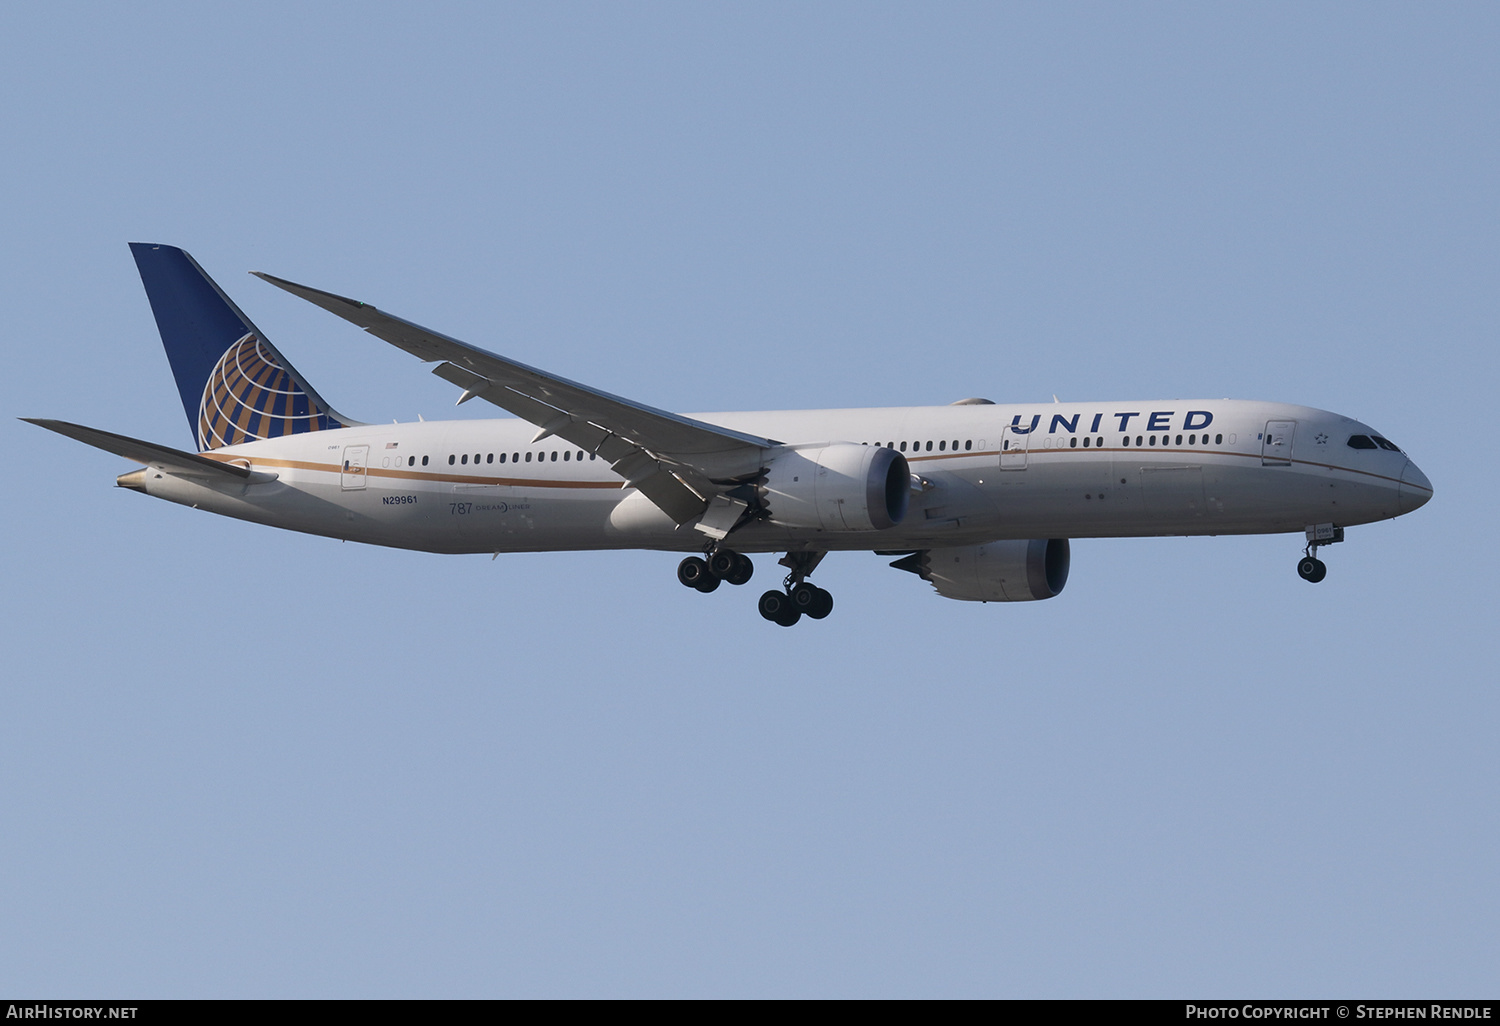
(757, 551), (833, 627)
(1297, 524), (1344, 584)
(677, 549), (755, 593)
(677, 548), (835, 626)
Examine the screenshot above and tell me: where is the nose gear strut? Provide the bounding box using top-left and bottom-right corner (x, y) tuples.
(1297, 524), (1344, 583)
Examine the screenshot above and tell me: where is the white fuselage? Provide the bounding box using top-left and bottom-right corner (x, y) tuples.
(131, 399), (1431, 555)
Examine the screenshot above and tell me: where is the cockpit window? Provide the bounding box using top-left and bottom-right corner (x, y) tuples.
(1347, 435), (1377, 450)
(1372, 436), (1402, 452)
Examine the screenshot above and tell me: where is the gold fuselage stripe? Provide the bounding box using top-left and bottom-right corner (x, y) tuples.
(199, 443), (1429, 494)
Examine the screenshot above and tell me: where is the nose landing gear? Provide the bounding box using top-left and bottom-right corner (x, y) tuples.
(1296, 555), (1327, 583)
(1297, 524), (1344, 583)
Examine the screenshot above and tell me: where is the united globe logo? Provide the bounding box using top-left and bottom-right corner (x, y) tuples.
(197, 333), (342, 450)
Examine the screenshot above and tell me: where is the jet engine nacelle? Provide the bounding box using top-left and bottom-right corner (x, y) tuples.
(919, 539), (1070, 602)
(761, 443), (910, 532)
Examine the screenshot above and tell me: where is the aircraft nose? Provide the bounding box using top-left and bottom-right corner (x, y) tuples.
(1399, 460), (1433, 514)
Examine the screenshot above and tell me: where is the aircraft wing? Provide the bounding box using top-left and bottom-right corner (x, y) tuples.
(252, 272), (773, 523)
(22, 418), (252, 481)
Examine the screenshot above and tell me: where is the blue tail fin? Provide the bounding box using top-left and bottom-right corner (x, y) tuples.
(130, 243), (354, 451)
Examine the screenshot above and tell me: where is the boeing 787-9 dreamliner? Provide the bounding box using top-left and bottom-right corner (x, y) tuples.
(25, 244), (1434, 626)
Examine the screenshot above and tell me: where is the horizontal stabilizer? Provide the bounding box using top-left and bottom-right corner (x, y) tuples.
(21, 418), (251, 481)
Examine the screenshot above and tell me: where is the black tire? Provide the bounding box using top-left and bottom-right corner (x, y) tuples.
(806, 587), (834, 620)
(1309, 558), (1327, 583)
(775, 605), (801, 627)
(758, 589), (789, 622)
(708, 550), (739, 578)
(1297, 556), (1322, 582)
(723, 553), (754, 586)
(678, 556), (710, 589)
(695, 573), (721, 593)
(789, 581), (820, 612)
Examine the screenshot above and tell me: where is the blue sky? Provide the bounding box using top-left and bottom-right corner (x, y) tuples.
(1, 2), (1495, 997)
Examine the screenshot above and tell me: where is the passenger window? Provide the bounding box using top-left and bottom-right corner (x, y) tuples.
(939, 440), (946, 451)
(563, 451), (570, 461)
(449, 455), (456, 465)
(499, 453), (507, 463)
(900, 442), (907, 452)
(474, 454), (480, 464)
(422, 456), (429, 466)
(551, 451), (558, 461)
(1122, 436), (1130, 446)
(1070, 437), (1078, 448)
(407, 456), (414, 466)
(514, 453), (520, 463)
(964, 440), (972, 451)
(525, 452), (532, 462)
(1149, 436), (1156, 446)
(1175, 434), (1182, 445)
(1136, 436), (1143, 446)
(487, 453), (494, 464)
(1083, 437), (1090, 448)
(462, 454), (469, 464)
(1215, 434), (1223, 444)
(1188, 434), (1195, 445)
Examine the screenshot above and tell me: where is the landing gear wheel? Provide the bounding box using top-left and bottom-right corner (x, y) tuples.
(1296, 556), (1327, 583)
(724, 553), (754, 586)
(758, 590), (799, 626)
(695, 573), (722, 593)
(805, 587), (834, 620)
(710, 550), (754, 585)
(678, 556), (712, 589)
(789, 581), (821, 613)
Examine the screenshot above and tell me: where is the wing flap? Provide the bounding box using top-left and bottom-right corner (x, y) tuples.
(428, 360), (710, 517)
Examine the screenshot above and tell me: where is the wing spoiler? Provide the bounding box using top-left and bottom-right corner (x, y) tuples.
(252, 271), (772, 523)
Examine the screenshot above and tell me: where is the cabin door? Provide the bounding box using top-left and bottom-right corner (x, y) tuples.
(1261, 421), (1295, 466)
(341, 445), (369, 490)
(999, 425), (1031, 470)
